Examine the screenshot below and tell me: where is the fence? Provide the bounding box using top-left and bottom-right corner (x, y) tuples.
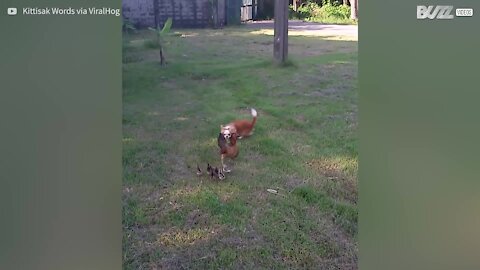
(123, 0), (225, 28)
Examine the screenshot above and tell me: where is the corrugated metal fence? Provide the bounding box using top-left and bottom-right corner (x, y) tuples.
(241, 0), (257, 21)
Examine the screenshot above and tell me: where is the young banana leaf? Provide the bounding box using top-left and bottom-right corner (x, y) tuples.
(147, 18), (172, 66)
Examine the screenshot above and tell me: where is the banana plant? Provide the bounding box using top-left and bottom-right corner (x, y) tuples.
(148, 18), (173, 66)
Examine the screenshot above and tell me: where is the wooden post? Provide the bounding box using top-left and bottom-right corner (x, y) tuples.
(153, 0), (159, 27)
(350, 0), (358, 20)
(273, 0), (288, 65)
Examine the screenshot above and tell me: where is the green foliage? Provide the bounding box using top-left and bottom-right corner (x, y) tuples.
(147, 26), (161, 48)
(147, 18), (173, 65)
(290, 1), (353, 24)
(148, 17), (173, 37)
(160, 17), (173, 34)
(320, 2), (351, 19)
(302, 2), (318, 18)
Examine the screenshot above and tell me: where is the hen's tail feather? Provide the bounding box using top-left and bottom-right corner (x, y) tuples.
(251, 108), (257, 117)
(250, 108), (257, 128)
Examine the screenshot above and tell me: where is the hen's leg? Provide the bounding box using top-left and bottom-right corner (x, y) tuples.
(221, 155), (231, 173)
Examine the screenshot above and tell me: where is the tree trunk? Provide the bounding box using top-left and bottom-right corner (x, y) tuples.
(343, 0), (349, 6)
(350, 0), (358, 20)
(293, 0), (297, 11)
(159, 46), (165, 66)
(153, 0), (159, 27)
(158, 37), (166, 66)
(274, 0), (288, 65)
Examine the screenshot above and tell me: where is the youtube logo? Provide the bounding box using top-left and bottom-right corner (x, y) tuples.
(7, 7), (17, 16)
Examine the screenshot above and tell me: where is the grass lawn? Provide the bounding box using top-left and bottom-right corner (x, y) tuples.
(122, 25), (358, 269)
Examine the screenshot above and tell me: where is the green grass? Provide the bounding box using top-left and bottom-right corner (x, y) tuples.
(122, 26), (357, 269)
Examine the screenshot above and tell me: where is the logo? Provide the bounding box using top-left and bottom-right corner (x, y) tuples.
(7, 7), (17, 16)
(417, 5), (454, 19)
(456, 8), (473, 17)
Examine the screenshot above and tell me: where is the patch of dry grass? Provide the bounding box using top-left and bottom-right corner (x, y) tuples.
(158, 228), (218, 247)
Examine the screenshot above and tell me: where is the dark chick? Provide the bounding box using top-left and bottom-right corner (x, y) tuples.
(206, 163), (225, 180)
(207, 163), (214, 178)
(214, 167), (226, 180)
(196, 164), (203, 176)
(197, 163), (225, 180)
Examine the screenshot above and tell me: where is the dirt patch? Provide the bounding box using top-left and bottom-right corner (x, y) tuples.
(124, 126), (155, 141)
(157, 227), (218, 247)
(289, 141), (313, 157)
(185, 209), (211, 228)
(220, 223), (264, 248)
(295, 114), (307, 123)
(285, 175), (307, 190)
(305, 159), (357, 203)
(306, 158), (344, 178)
(164, 154), (193, 182)
(304, 87), (342, 98)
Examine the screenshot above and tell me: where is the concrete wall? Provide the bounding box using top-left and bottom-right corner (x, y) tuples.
(122, 0), (155, 28)
(123, 0), (226, 28)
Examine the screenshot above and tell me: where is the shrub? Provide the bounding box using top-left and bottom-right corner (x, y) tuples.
(289, 3), (315, 20)
(319, 3), (350, 20)
(289, 1), (352, 24)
